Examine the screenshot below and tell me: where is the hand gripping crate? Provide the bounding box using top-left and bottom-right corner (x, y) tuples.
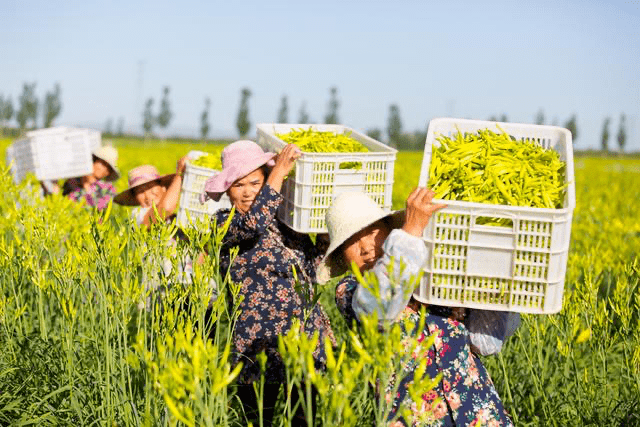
(176, 150), (231, 228)
(256, 123), (397, 233)
(12, 127), (101, 182)
(415, 118), (575, 314)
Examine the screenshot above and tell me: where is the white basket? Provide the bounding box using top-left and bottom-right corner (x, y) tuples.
(415, 118), (575, 314)
(176, 150), (231, 228)
(12, 127), (102, 182)
(5, 144), (18, 184)
(256, 123), (397, 233)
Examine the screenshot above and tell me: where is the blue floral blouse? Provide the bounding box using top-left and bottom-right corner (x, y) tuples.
(214, 184), (336, 384)
(335, 230), (514, 426)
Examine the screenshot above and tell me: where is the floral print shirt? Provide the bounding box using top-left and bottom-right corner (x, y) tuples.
(214, 184), (336, 384)
(65, 178), (116, 210)
(335, 230), (514, 426)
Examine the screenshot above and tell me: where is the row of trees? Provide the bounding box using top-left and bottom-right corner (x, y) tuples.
(0, 83), (63, 132)
(1, 81), (630, 152)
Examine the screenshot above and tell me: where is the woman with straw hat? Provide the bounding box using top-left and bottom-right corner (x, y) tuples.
(201, 140), (335, 426)
(60, 145), (120, 210)
(324, 189), (515, 427)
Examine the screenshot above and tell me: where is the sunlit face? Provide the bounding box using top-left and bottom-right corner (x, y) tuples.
(93, 158), (111, 181)
(226, 168), (265, 214)
(342, 220), (391, 272)
(133, 181), (167, 208)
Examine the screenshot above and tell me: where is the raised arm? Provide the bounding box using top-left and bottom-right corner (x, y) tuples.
(352, 188), (446, 322)
(141, 156), (187, 226)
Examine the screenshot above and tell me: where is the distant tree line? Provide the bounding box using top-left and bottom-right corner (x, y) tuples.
(0, 82), (63, 133)
(0, 82), (631, 153)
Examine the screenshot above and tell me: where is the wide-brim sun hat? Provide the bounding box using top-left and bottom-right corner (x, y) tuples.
(113, 164), (175, 206)
(93, 145), (120, 182)
(323, 192), (404, 275)
(201, 140), (276, 203)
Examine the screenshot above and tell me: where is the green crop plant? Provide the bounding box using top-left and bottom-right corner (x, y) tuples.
(0, 136), (639, 426)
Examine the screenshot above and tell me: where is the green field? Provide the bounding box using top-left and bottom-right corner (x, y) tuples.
(1, 137), (639, 426)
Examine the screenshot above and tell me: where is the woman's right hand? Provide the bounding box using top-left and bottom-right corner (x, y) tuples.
(402, 188), (447, 237)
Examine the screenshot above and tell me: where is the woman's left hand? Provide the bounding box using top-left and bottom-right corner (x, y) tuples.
(267, 144), (301, 192)
(176, 155), (188, 176)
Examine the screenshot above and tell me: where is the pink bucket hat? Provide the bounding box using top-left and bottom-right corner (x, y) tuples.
(201, 140), (276, 202)
(113, 165), (175, 206)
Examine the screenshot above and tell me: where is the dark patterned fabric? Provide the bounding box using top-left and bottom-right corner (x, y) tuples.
(336, 276), (513, 427)
(215, 184), (335, 384)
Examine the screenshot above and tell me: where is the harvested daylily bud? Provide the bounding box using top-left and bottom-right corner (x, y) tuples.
(428, 126), (566, 209)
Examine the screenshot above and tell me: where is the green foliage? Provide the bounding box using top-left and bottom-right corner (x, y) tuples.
(16, 82), (38, 130)
(0, 137), (639, 426)
(200, 97), (211, 140)
(535, 109), (545, 125)
(0, 95), (14, 128)
(297, 101), (310, 124)
(116, 117), (125, 136)
(157, 86), (172, 130)
(366, 128), (381, 141)
(601, 117), (611, 152)
(617, 113), (627, 153)
(236, 87), (252, 138)
(277, 95), (288, 124)
(143, 98), (155, 137)
(42, 83), (62, 128)
(387, 104), (402, 147)
(324, 87), (339, 125)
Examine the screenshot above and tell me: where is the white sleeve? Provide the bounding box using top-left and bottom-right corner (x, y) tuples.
(468, 310), (521, 356)
(352, 229), (428, 322)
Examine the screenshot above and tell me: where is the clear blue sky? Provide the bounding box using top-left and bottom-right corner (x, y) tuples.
(2, 0), (639, 150)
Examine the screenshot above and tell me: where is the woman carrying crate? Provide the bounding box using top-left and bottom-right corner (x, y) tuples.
(113, 156), (187, 226)
(58, 146), (120, 209)
(324, 190), (515, 427)
(201, 140), (336, 426)
(113, 156), (204, 291)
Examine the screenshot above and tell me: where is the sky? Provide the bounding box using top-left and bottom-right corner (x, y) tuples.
(1, 0), (639, 150)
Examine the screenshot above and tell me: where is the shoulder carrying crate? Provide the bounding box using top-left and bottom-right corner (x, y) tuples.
(13, 127), (101, 182)
(256, 123), (397, 233)
(176, 150), (231, 228)
(415, 118), (575, 314)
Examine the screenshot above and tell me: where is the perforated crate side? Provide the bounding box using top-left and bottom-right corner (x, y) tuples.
(414, 118), (575, 314)
(256, 123), (397, 233)
(176, 154), (230, 228)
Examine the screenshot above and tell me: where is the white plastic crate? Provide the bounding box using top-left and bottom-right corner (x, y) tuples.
(12, 127), (102, 182)
(5, 144), (18, 184)
(256, 123), (397, 233)
(176, 150), (231, 228)
(415, 118), (575, 314)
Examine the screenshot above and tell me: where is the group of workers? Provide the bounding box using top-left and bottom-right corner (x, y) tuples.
(50, 141), (518, 427)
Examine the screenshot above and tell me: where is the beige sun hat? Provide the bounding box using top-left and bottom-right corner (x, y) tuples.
(113, 165), (175, 206)
(92, 145), (120, 182)
(323, 192), (404, 276)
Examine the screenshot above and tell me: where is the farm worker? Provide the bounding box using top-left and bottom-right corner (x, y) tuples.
(113, 158), (202, 289)
(324, 190), (516, 427)
(113, 158), (187, 226)
(58, 145), (120, 209)
(201, 140), (336, 426)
